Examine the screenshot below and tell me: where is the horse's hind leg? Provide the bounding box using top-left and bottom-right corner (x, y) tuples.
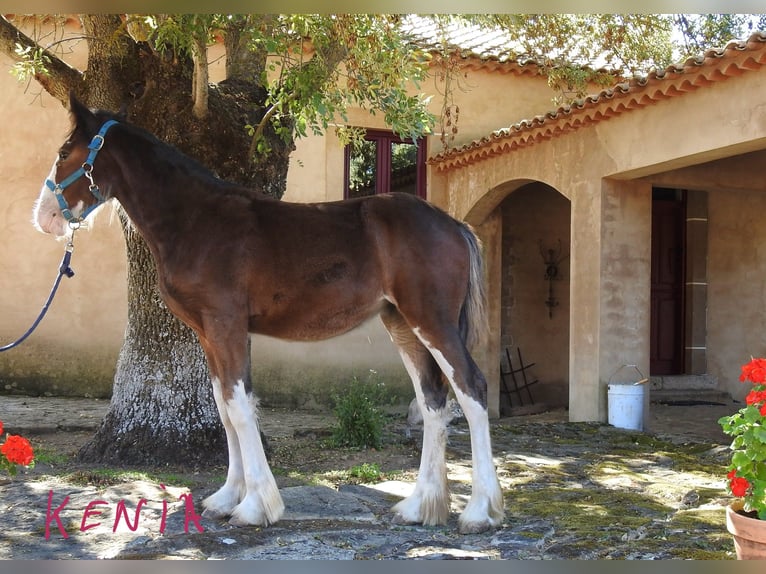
(414, 325), (504, 534)
(381, 305), (451, 526)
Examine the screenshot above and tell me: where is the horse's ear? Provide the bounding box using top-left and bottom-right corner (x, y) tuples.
(116, 101), (129, 122)
(67, 91), (99, 134)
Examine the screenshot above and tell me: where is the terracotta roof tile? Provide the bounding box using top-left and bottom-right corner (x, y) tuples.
(431, 31), (766, 171)
(401, 15), (547, 76)
(402, 16), (522, 63)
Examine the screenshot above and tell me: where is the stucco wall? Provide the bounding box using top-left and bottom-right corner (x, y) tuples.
(707, 189), (766, 401)
(0, 19), (127, 397)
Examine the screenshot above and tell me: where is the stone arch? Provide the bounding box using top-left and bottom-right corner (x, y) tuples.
(467, 179), (571, 416)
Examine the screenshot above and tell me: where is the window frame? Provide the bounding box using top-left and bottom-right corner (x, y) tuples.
(343, 129), (427, 199)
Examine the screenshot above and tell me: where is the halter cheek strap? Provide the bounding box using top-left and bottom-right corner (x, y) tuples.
(45, 119), (119, 224)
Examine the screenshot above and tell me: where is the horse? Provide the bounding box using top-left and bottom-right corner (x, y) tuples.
(33, 93), (504, 534)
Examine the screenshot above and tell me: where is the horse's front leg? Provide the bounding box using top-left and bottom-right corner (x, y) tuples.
(198, 332), (284, 526)
(222, 379), (283, 526)
(200, 376), (246, 519)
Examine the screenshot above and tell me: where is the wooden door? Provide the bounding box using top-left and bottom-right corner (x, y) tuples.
(650, 189), (685, 375)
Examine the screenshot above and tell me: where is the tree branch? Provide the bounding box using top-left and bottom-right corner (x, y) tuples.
(191, 30), (208, 119)
(248, 100), (283, 158)
(0, 15), (84, 106)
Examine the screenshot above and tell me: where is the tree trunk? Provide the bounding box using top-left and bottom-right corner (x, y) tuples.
(78, 213), (226, 465)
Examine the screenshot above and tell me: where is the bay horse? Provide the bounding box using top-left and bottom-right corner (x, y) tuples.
(33, 93), (504, 534)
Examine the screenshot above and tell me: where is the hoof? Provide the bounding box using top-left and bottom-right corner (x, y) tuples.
(228, 512), (257, 527)
(458, 518), (493, 534)
(391, 511), (420, 526)
(227, 490), (285, 527)
(201, 506), (230, 520)
(392, 491), (449, 527)
(201, 492), (238, 520)
(228, 505), (268, 527)
(458, 503), (504, 534)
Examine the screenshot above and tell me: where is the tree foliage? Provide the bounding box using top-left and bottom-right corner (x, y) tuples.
(437, 14), (763, 105)
(127, 14), (435, 152)
(673, 14), (766, 56)
(5, 14), (763, 151)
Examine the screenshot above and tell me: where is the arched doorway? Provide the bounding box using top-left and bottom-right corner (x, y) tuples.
(498, 182), (571, 414)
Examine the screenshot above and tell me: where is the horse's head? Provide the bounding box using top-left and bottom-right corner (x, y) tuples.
(33, 93), (120, 237)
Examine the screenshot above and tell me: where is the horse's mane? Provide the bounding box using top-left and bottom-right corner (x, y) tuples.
(90, 110), (224, 184)
(69, 107), (273, 203)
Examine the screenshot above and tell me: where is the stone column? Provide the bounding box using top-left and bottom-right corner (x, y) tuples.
(569, 179), (652, 423)
(568, 180), (603, 421)
(598, 179), (653, 427)
(475, 209), (502, 418)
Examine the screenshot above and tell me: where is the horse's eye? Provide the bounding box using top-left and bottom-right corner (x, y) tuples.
(58, 149), (70, 162)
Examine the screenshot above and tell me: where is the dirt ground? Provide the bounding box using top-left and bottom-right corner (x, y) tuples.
(0, 398), (741, 560)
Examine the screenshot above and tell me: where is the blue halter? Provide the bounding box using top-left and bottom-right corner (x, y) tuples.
(45, 119), (119, 225)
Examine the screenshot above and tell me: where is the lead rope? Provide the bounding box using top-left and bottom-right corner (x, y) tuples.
(0, 231), (77, 352)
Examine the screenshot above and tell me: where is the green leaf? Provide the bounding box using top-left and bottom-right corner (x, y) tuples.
(732, 450), (752, 468)
(745, 406), (763, 424)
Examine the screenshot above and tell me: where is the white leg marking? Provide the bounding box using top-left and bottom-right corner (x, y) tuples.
(413, 328), (505, 533)
(225, 380), (284, 526)
(451, 387), (505, 533)
(202, 377), (245, 519)
(392, 354), (450, 526)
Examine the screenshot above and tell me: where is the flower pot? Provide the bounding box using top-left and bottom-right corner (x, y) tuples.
(726, 500), (766, 560)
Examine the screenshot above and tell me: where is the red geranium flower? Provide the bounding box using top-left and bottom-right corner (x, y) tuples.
(746, 390), (766, 406)
(740, 358), (766, 384)
(730, 476), (751, 498)
(1, 435), (34, 466)
(0, 420), (3, 436)
(721, 358), (766, 519)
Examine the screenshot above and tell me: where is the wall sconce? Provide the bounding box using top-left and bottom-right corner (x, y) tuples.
(539, 239), (569, 319)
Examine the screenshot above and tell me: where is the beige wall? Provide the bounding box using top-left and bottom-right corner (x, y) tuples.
(707, 189), (766, 400)
(0, 19), (127, 397)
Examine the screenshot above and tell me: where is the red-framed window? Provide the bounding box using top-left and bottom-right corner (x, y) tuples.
(343, 129), (427, 199)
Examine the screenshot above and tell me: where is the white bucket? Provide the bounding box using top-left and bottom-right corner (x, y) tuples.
(608, 383), (646, 431)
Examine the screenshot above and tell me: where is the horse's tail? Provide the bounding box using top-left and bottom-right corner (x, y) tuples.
(458, 223), (489, 351)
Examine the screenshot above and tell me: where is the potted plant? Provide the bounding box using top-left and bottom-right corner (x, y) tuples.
(719, 358), (766, 559)
(0, 419), (35, 481)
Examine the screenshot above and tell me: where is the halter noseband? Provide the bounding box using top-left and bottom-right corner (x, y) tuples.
(45, 119), (119, 225)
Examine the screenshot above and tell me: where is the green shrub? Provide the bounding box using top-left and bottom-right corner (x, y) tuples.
(348, 462), (382, 482)
(331, 372), (391, 449)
